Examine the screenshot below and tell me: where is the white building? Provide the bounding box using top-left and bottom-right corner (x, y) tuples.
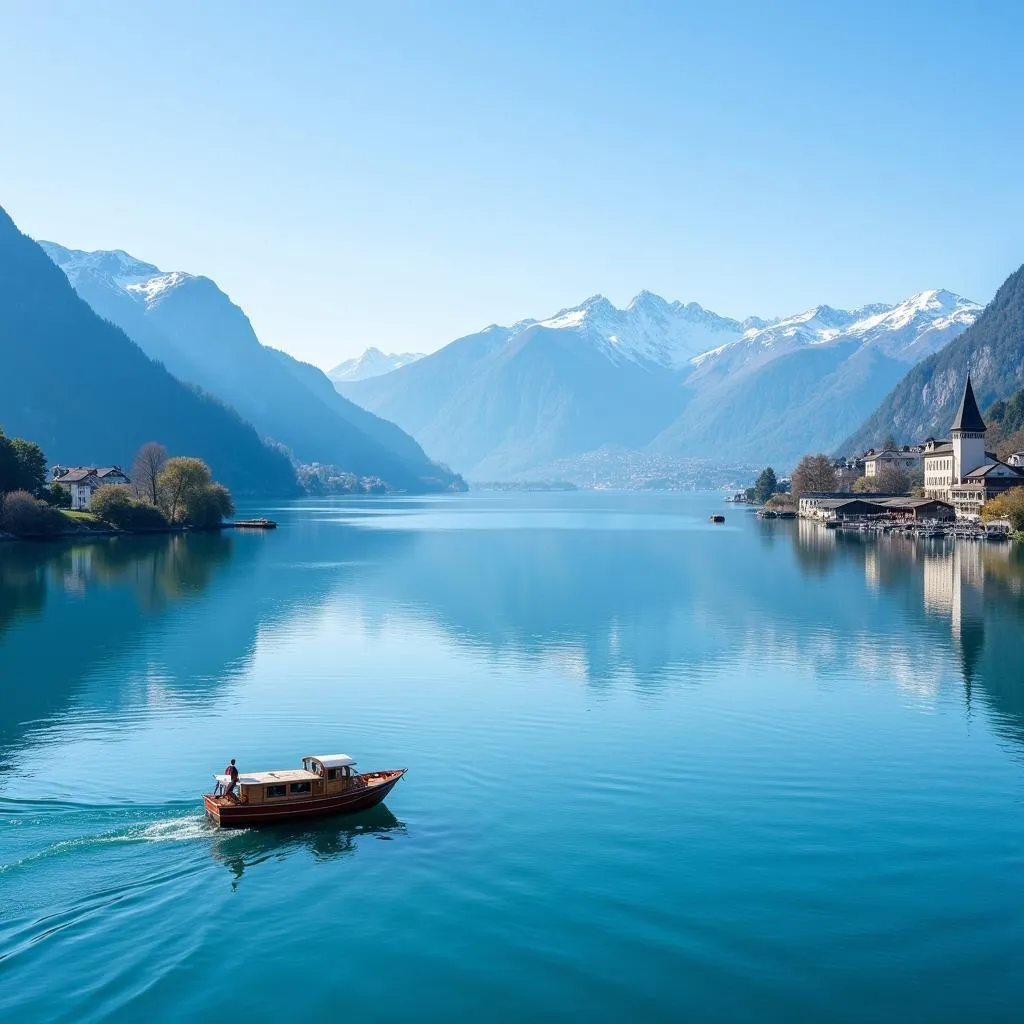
(921, 376), (1024, 518)
(863, 446), (923, 479)
(51, 466), (131, 510)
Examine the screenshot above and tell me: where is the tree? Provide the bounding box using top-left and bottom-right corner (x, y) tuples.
(0, 428), (47, 496)
(883, 434), (897, 451)
(753, 466), (778, 504)
(874, 463), (911, 494)
(46, 482), (71, 508)
(182, 481), (234, 528)
(91, 484), (168, 531)
(791, 454), (837, 498)
(0, 489), (65, 537)
(982, 487), (1024, 532)
(10, 438), (46, 494)
(157, 457), (212, 523)
(851, 476), (873, 493)
(996, 426), (1024, 463)
(156, 456), (234, 527)
(90, 484), (134, 526)
(131, 442), (167, 504)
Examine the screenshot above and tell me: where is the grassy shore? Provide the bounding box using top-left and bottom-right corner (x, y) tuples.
(61, 510), (112, 531)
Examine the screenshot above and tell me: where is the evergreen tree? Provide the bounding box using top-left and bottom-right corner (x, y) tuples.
(753, 466), (778, 503)
(0, 427), (47, 495)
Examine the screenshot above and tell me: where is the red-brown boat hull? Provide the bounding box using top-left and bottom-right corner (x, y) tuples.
(204, 770), (405, 828)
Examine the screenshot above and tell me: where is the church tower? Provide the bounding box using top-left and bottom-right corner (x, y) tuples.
(951, 374), (987, 483)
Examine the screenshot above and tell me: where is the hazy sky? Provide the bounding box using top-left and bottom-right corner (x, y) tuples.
(2, 1), (1023, 369)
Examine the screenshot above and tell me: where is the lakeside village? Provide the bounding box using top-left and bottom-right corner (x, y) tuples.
(737, 376), (1024, 541)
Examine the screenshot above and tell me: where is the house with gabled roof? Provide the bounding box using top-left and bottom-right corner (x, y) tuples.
(863, 445), (924, 480)
(51, 465), (131, 510)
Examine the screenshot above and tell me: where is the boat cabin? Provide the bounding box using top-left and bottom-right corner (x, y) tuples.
(214, 754), (363, 807)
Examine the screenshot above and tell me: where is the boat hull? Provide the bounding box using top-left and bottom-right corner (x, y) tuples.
(204, 770), (405, 828)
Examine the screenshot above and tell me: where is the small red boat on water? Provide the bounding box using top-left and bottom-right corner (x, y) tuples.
(204, 754), (405, 829)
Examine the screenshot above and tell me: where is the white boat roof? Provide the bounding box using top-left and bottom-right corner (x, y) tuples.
(306, 754), (355, 768)
(215, 769), (320, 786)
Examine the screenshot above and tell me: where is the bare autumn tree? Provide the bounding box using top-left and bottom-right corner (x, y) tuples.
(874, 462), (911, 494)
(131, 442), (167, 504)
(791, 454), (837, 498)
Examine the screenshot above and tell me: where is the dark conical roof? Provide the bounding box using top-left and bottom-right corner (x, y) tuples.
(951, 375), (986, 433)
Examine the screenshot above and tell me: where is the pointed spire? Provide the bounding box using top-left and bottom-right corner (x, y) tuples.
(951, 374), (986, 434)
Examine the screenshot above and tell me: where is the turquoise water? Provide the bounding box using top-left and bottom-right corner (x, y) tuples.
(2, 493), (1024, 1022)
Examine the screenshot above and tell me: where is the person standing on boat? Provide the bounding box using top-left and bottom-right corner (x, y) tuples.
(224, 759), (239, 801)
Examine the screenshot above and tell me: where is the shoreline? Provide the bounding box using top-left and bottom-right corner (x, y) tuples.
(0, 521), (260, 545)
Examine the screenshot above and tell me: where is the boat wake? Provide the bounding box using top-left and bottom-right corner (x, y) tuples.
(0, 809), (213, 877)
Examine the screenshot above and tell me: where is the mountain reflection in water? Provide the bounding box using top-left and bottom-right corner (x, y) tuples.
(2, 497), (1024, 755)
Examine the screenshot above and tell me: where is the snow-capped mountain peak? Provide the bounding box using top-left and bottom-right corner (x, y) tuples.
(39, 241), (193, 306)
(627, 289), (671, 313)
(693, 288), (980, 374)
(510, 291), (747, 370)
(328, 348), (425, 383)
(40, 241), (162, 289)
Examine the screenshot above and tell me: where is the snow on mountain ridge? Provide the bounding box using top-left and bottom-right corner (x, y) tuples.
(468, 287), (977, 376)
(524, 291), (746, 370)
(329, 348), (425, 383)
(693, 289), (980, 373)
(40, 241), (162, 289)
(40, 242), (193, 304)
(124, 271), (195, 306)
(845, 289), (979, 337)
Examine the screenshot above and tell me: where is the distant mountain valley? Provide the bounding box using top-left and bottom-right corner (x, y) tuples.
(339, 288), (981, 479)
(24, 214), (1008, 489)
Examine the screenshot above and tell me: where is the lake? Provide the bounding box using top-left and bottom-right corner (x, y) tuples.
(2, 492), (1024, 1022)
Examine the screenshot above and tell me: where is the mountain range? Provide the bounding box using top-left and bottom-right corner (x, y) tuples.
(329, 348), (424, 383)
(41, 243), (462, 492)
(0, 205), (297, 495)
(340, 288), (981, 478)
(841, 264), (1024, 454)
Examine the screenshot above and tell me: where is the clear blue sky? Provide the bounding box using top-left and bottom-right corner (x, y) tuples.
(2, 1), (1022, 368)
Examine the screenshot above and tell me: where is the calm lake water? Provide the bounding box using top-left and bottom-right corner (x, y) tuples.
(2, 492), (1024, 1022)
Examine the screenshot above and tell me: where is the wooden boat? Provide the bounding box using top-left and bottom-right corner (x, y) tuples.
(709, 514), (726, 523)
(231, 517), (278, 529)
(204, 754), (405, 828)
